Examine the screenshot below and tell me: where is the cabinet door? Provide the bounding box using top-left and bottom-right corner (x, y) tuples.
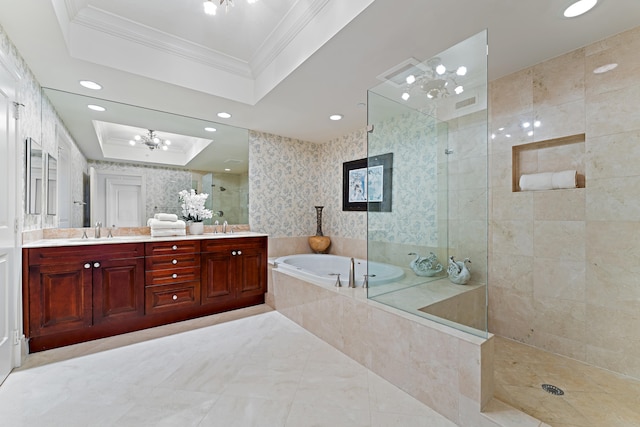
(28, 263), (93, 336)
(235, 246), (266, 298)
(93, 257), (145, 324)
(200, 250), (236, 305)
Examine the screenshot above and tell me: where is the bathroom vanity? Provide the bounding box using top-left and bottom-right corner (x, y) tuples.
(22, 233), (267, 352)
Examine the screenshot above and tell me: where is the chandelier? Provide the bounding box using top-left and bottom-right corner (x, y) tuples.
(401, 57), (467, 101)
(129, 130), (171, 151)
(203, 0), (258, 16)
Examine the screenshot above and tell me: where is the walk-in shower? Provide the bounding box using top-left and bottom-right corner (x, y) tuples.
(366, 31), (489, 338)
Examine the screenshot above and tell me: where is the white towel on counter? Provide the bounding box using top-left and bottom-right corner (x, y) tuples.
(154, 213), (179, 222)
(519, 170), (577, 191)
(147, 218), (186, 229)
(151, 228), (186, 237)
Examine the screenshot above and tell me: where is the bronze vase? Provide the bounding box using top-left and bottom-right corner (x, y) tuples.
(308, 206), (331, 253)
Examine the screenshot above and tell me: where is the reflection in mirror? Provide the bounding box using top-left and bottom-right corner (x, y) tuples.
(25, 137), (43, 215)
(46, 153), (57, 215)
(42, 88), (249, 227)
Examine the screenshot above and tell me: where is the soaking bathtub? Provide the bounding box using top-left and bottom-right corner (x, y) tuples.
(274, 254), (404, 287)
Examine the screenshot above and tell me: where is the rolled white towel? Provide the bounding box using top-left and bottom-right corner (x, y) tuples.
(519, 170), (577, 191)
(154, 213), (179, 222)
(151, 228), (186, 237)
(519, 172), (553, 191)
(551, 169), (577, 189)
(147, 218), (186, 229)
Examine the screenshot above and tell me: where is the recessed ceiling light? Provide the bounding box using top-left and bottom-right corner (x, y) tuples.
(87, 104), (106, 112)
(224, 168), (231, 172)
(563, 0), (597, 18)
(593, 63), (618, 74)
(217, 112), (232, 119)
(329, 114), (343, 121)
(79, 80), (102, 90)
(205, 127), (217, 132)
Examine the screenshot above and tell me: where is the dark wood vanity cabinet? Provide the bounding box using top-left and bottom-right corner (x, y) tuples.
(144, 240), (201, 315)
(23, 235), (267, 352)
(24, 243), (145, 350)
(201, 237), (267, 306)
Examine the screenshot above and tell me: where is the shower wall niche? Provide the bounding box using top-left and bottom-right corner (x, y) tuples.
(366, 30), (489, 337)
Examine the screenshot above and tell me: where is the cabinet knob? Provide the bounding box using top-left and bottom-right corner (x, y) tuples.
(232, 251), (237, 256)
(172, 295), (178, 300)
(84, 263), (91, 269)
(172, 259), (178, 264)
(172, 273), (178, 279)
(93, 262), (100, 268)
(237, 250), (242, 255)
(172, 245), (178, 250)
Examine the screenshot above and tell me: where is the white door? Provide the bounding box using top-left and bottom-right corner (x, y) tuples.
(0, 53), (20, 384)
(106, 176), (144, 227)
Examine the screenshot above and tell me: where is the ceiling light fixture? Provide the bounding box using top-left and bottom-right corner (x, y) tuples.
(563, 0), (597, 18)
(129, 129), (171, 151)
(217, 112), (232, 119)
(203, 0), (258, 16)
(329, 114), (343, 121)
(80, 80), (102, 90)
(204, 127), (217, 132)
(87, 104), (106, 112)
(593, 63), (618, 74)
(402, 57), (467, 100)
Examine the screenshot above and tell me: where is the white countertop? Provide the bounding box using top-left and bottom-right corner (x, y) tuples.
(23, 231), (268, 248)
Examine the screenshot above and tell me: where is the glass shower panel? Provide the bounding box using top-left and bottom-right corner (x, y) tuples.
(366, 30), (488, 338)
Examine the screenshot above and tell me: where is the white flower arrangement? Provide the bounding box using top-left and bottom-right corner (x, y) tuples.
(178, 189), (213, 222)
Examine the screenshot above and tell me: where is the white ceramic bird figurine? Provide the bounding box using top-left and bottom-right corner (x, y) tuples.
(447, 256), (471, 285)
(408, 252), (443, 277)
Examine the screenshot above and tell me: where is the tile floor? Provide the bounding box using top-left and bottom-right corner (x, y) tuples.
(0, 305), (455, 427)
(494, 336), (640, 427)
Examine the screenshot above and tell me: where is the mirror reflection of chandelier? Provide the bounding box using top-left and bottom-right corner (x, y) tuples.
(129, 130), (171, 151)
(402, 57), (467, 101)
(203, 0), (258, 16)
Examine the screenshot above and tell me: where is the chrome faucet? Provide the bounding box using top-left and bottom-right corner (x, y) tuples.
(223, 220), (228, 233)
(95, 221), (102, 238)
(214, 220), (219, 234)
(348, 257), (356, 288)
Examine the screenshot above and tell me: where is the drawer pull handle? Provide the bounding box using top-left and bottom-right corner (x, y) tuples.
(172, 245), (178, 250)
(172, 273), (178, 279)
(84, 263), (91, 269)
(172, 259), (178, 264)
(237, 250), (242, 255)
(232, 251), (237, 256)
(94, 262), (100, 268)
(172, 295), (178, 300)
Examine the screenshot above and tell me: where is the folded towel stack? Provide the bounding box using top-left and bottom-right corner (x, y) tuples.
(519, 170), (577, 191)
(148, 214), (186, 237)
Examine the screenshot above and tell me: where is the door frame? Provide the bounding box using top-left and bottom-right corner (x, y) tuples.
(0, 48), (23, 383)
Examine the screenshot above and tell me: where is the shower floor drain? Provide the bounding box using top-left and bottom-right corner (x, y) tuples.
(541, 384), (564, 395)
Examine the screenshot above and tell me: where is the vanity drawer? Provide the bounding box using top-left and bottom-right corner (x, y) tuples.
(145, 240), (200, 257)
(145, 266), (200, 286)
(145, 281), (200, 314)
(28, 243), (144, 265)
(145, 253), (200, 270)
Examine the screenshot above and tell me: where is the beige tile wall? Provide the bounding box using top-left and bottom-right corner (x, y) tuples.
(271, 269), (497, 427)
(489, 25), (640, 378)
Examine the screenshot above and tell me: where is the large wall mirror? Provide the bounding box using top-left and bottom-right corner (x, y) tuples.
(43, 88), (249, 228)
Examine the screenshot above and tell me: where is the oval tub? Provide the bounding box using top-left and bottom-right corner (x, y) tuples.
(274, 254), (404, 287)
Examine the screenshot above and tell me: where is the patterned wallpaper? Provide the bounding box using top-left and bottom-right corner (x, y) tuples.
(367, 107), (440, 247)
(249, 113), (440, 246)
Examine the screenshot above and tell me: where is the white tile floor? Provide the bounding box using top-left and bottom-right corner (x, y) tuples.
(0, 306), (456, 427)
